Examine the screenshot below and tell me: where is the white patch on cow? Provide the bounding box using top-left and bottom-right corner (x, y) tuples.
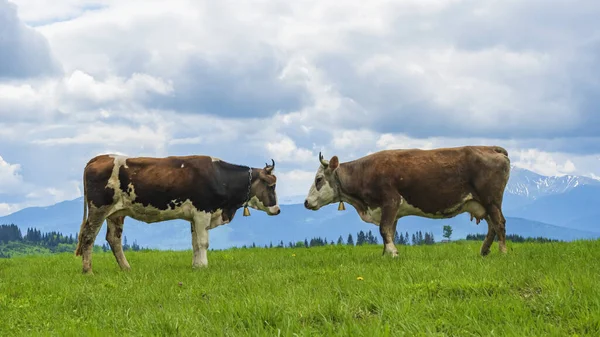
(358, 194), (486, 226)
(210, 157), (221, 162)
(181, 164), (185, 168)
(246, 195), (280, 215)
(207, 208), (228, 229)
(127, 183), (137, 200)
(109, 154), (129, 168)
(305, 177), (336, 210)
(105, 154), (130, 208)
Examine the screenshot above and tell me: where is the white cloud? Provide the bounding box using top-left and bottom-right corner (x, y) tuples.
(512, 149), (578, 177)
(266, 136), (313, 164)
(59, 70), (173, 105)
(31, 122), (170, 154)
(0, 155), (23, 194)
(274, 169), (316, 199)
(0, 202), (21, 217)
(25, 180), (81, 202)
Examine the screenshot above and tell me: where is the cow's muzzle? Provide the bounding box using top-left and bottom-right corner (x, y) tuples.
(304, 199), (318, 210)
(267, 205), (281, 215)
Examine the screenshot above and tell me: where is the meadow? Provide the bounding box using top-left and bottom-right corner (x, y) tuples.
(1, 240), (599, 336)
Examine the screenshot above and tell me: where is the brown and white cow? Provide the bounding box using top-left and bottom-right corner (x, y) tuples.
(74, 154), (280, 274)
(304, 146), (511, 257)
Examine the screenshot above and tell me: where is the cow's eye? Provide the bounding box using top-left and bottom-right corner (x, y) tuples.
(316, 177), (323, 184)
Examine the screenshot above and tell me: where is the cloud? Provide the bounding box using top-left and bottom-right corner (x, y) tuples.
(31, 122), (171, 158)
(148, 54), (307, 118)
(59, 70), (173, 107)
(0, 0), (62, 79)
(274, 169), (316, 199)
(0, 202), (22, 217)
(0, 155), (24, 194)
(0, 71), (174, 128)
(512, 149), (578, 177)
(25, 180), (81, 202)
(9, 0), (109, 25)
(266, 136), (313, 164)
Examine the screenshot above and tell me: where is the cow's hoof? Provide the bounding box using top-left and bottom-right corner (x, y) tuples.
(192, 264), (208, 269)
(382, 249), (399, 258)
(480, 249), (491, 257)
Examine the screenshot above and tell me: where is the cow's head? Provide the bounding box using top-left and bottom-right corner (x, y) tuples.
(247, 159), (281, 215)
(304, 152), (340, 210)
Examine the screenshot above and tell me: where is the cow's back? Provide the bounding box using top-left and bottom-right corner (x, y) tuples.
(116, 155), (225, 212)
(352, 146), (509, 213)
(83, 154), (227, 212)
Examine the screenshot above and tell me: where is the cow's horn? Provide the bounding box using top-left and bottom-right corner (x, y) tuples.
(265, 159), (275, 173)
(319, 152), (329, 167)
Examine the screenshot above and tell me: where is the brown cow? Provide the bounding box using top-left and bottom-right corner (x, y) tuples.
(74, 154), (280, 274)
(303, 146), (511, 257)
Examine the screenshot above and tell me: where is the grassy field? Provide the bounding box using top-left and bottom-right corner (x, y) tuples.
(1, 240), (599, 336)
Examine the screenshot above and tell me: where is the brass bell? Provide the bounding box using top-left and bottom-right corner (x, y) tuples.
(243, 206), (251, 216)
(338, 201), (346, 211)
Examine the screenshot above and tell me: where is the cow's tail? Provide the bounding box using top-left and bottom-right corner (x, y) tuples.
(74, 168), (88, 257)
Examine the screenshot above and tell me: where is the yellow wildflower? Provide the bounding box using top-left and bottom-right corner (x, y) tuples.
(357, 276), (364, 281)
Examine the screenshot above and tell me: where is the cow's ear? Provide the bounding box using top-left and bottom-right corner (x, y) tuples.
(329, 156), (339, 171)
(259, 170), (277, 185)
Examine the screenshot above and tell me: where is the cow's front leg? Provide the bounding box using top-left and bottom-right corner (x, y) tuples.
(191, 213), (211, 268)
(379, 204), (400, 258)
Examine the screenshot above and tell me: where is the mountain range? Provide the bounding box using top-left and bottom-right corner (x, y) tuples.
(1, 166), (599, 250)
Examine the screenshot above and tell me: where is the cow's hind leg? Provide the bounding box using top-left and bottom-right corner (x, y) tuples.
(480, 217), (496, 257)
(106, 215), (131, 271)
(488, 204), (507, 254)
(78, 207), (109, 274)
(379, 205), (400, 257)
(480, 204), (507, 256)
(191, 213), (211, 268)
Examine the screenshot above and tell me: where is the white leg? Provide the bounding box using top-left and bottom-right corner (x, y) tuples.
(191, 213), (211, 268)
(384, 242), (399, 257)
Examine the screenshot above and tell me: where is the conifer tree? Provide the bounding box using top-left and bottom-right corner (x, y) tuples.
(347, 234), (354, 246)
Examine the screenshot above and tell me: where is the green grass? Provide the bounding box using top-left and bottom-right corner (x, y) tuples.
(1, 240), (600, 336)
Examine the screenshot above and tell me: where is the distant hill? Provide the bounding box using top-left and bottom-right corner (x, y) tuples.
(508, 185), (600, 233)
(1, 167), (599, 249)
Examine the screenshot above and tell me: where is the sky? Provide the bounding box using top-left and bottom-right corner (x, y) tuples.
(0, 0), (599, 216)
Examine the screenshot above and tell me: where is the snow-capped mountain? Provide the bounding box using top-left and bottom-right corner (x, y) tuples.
(506, 166), (600, 200)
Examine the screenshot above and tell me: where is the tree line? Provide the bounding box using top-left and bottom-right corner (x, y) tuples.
(2, 222), (562, 258)
(0, 223), (147, 258)
(465, 233), (560, 243)
(0, 224), (77, 246)
(241, 229), (437, 249)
